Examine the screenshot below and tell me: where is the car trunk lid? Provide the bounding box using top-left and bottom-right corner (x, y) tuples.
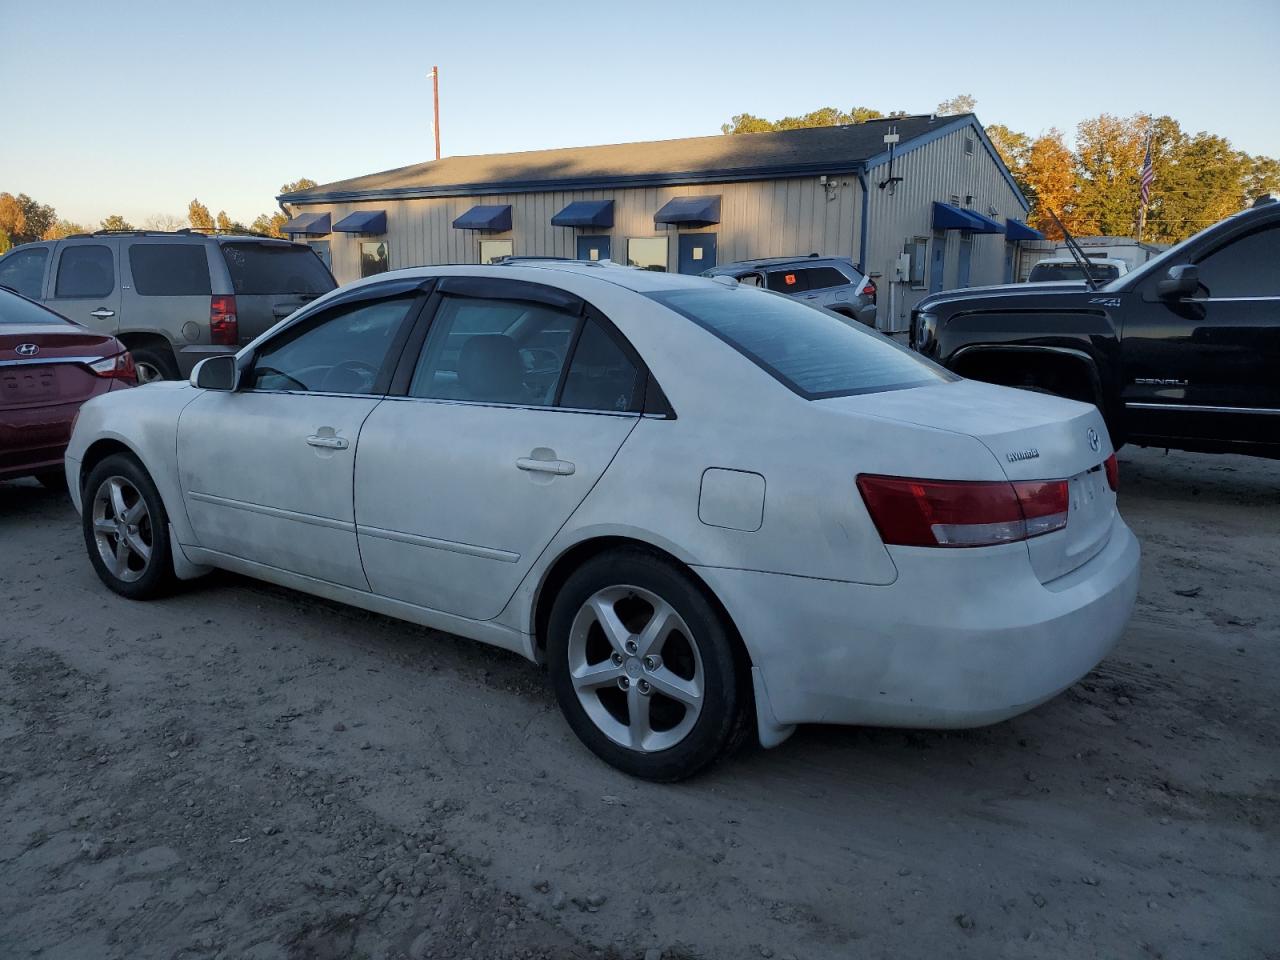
(0, 325), (117, 408)
(823, 379), (1117, 583)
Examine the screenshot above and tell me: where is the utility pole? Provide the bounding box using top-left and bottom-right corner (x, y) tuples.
(430, 66), (441, 161)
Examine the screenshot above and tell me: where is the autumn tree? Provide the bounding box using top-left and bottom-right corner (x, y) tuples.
(1072, 113), (1150, 236)
(1022, 129), (1078, 238)
(43, 219), (89, 239)
(143, 213), (186, 231)
(936, 94), (976, 116)
(1246, 155), (1280, 200)
(0, 193), (56, 245)
(985, 123), (1033, 200)
(0, 229), (10, 255)
(721, 107), (898, 135)
(250, 212), (288, 237)
(100, 214), (134, 231)
(278, 177), (318, 195)
(188, 199), (214, 232)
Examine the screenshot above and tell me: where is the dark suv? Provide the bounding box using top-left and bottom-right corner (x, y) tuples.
(0, 231), (337, 382)
(911, 198), (1280, 460)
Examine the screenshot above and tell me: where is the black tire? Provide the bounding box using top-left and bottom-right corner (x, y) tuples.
(81, 453), (175, 599)
(129, 344), (179, 383)
(36, 470), (68, 492)
(547, 548), (748, 781)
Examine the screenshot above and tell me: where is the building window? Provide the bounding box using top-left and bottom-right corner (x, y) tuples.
(478, 239), (513, 264)
(307, 240), (331, 271)
(907, 237), (929, 289)
(627, 237), (668, 272)
(360, 241), (389, 278)
(964, 136), (975, 156)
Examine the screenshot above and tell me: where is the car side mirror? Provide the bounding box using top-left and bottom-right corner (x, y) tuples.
(1155, 264), (1200, 300)
(191, 354), (240, 391)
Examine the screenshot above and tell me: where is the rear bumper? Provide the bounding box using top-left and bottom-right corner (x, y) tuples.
(176, 345), (237, 378)
(696, 514), (1140, 729)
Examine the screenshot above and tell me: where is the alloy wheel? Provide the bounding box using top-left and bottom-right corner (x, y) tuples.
(134, 361), (164, 384)
(566, 585), (705, 752)
(91, 476), (153, 583)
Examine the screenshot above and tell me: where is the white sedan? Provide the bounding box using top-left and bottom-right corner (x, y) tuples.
(66, 262), (1140, 781)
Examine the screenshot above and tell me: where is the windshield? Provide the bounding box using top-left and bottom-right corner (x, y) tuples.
(221, 243), (337, 295)
(1029, 262), (1121, 283)
(0, 288), (72, 325)
(649, 285), (954, 399)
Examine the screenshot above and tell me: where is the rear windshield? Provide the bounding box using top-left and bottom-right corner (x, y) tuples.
(221, 243), (336, 295)
(649, 286), (952, 399)
(1028, 262), (1121, 282)
(0, 288), (72, 326)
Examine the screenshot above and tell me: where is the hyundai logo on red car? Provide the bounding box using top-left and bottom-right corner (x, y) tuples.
(14, 343), (39, 357)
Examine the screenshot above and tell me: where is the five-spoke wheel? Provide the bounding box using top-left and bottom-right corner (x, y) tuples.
(81, 453), (174, 599)
(91, 476), (154, 583)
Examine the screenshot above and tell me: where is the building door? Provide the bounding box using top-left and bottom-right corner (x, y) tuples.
(957, 234), (973, 288)
(929, 231), (947, 293)
(677, 234), (716, 275)
(1004, 243), (1017, 283)
(576, 236), (611, 262)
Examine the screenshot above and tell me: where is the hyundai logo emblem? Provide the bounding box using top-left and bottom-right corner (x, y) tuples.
(15, 343), (39, 357)
(1087, 427), (1100, 452)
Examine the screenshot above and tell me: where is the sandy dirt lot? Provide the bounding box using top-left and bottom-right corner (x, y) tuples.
(1, 446), (1276, 960)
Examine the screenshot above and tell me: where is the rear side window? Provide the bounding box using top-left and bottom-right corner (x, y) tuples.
(560, 319), (641, 412)
(650, 286), (952, 399)
(0, 246), (49, 299)
(805, 266), (853, 291)
(55, 244), (114, 298)
(766, 269), (807, 293)
(221, 243), (336, 295)
(0, 288), (69, 325)
(128, 244), (211, 296)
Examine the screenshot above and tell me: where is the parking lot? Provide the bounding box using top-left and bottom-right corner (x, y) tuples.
(1, 445), (1276, 960)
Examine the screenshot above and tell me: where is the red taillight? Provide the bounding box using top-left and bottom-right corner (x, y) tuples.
(856, 474), (1069, 548)
(1104, 453), (1119, 492)
(861, 280), (877, 300)
(210, 295), (239, 346)
(87, 351), (137, 382)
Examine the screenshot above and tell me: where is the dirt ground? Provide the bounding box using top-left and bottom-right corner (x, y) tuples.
(1, 446), (1276, 960)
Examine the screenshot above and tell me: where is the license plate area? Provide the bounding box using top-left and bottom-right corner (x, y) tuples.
(1, 368), (58, 401)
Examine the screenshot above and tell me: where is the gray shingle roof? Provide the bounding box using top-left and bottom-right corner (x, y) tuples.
(282, 115), (965, 202)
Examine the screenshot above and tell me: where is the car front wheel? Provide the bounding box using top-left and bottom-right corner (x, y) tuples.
(82, 454), (175, 599)
(547, 548), (748, 781)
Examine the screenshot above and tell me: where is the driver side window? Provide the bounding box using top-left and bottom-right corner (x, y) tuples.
(408, 295), (580, 406)
(250, 295), (414, 394)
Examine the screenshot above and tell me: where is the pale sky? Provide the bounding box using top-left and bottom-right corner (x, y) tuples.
(4, 0), (1278, 229)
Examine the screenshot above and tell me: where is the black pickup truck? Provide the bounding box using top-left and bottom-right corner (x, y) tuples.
(910, 198), (1280, 460)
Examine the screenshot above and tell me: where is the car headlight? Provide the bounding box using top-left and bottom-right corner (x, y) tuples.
(913, 311), (938, 355)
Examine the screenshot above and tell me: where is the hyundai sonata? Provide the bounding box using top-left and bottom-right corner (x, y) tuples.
(65, 262), (1140, 780)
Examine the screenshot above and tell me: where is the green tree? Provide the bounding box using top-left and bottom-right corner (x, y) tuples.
(722, 106), (898, 135)
(278, 177), (318, 195)
(1244, 154), (1280, 202)
(1072, 113), (1150, 236)
(936, 94), (976, 116)
(100, 214), (134, 232)
(188, 199), (214, 232)
(250, 211), (288, 237)
(0, 229), (11, 255)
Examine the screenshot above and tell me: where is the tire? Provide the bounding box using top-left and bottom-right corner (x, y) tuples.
(129, 345), (179, 383)
(547, 548), (748, 781)
(81, 453), (175, 599)
(36, 470), (68, 492)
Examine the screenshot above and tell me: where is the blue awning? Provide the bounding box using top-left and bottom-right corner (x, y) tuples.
(280, 212), (331, 235)
(452, 204), (512, 231)
(654, 196), (721, 227)
(1005, 218), (1045, 241)
(932, 202), (1004, 234)
(550, 199), (614, 228)
(333, 210), (387, 234)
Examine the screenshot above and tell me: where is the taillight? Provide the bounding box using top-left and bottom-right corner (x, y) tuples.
(1103, 453), (1119, 493)
(856, 474), (1069, 548)
(87, 351), (137, 382)
(210, 295), (239, 346)
(861, 280), (877, 301)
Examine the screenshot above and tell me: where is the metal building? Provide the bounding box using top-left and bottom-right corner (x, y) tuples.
(279, 113), (1039, 330)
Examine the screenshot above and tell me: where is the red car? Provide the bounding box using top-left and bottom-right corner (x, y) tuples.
(1, 286), (136, 488)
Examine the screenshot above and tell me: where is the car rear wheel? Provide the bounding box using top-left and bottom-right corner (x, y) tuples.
(547, 549), (747, 781)
(130, 345), (178, 383)
(82, 454), (175, 599)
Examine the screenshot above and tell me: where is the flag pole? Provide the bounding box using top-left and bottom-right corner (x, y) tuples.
(431, 66), (441, 161)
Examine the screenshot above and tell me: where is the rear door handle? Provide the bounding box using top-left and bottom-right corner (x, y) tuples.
(307, 435), (349, 450)
(516, 457), (575, 476)
(90, 308), (116, 319)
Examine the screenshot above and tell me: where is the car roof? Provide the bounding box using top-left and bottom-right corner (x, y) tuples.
(706, 255), (857, 273)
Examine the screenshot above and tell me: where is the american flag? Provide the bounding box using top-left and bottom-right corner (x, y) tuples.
(1139, 139), (1155, 206)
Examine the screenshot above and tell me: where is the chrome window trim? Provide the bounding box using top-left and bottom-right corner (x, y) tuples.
(1185, 296), (1280, 303)
(378, 394), (644, 418)
(1125, 402), (1280, 416)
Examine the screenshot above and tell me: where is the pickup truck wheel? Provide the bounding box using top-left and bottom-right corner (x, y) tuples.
(130, 346), (178, 383)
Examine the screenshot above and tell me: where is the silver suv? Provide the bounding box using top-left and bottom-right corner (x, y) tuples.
(701, 255), (878, 326)
(0, 230), (337, 381)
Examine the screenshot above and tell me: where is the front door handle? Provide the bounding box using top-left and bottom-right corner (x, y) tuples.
(90, 308), (116, 319)
(307, 435), (349, 450)
(516, 457), (575, 476)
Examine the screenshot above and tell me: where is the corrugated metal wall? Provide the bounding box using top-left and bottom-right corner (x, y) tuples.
(865, 124), (1027, 330)
(294, 176), (862, 285)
